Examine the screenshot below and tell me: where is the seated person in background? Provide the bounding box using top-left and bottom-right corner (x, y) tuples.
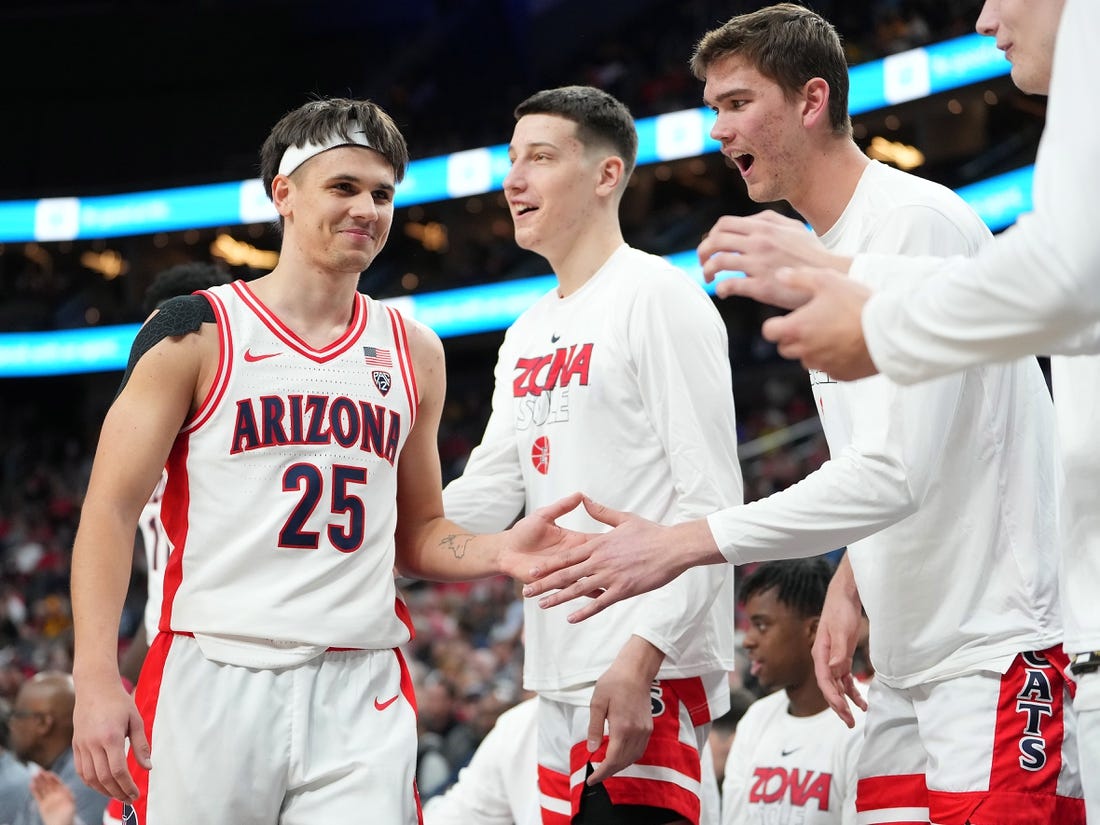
(30, 771), (76, 825)
(0, 698), (33, 825)
(7, 672), (108, 825)
(723, 559), (864, 825)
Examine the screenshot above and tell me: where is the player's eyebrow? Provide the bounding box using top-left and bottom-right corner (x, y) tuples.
(703, 87), (754, 108)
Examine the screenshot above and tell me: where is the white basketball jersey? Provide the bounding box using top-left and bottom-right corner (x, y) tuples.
(157, 281), (417, 667)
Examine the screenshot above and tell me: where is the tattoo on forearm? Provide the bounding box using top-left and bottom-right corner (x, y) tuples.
(441, 533), (475, 560)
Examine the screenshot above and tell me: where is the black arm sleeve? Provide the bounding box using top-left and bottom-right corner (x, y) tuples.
(115, 294), (216, 398)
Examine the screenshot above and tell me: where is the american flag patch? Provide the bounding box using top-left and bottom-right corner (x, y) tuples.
(363, 346), (393, 367)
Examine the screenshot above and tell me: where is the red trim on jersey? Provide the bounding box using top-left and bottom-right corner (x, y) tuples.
(394, 595), (415, 640)
(857, 773), (928, 813)
(126, 632), (175, 825)
(182, 287), (233, 434)
(159, 437), (191, 629)
(386, 307), (418, 427)
(394, 648), (425, 824)
(232, 281), (367, 363)
(538, 765), (572, 825)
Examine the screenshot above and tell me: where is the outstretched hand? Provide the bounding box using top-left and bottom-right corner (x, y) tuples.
(760, 267), (879, 379)
(498, 492), (594, 583)
(521, 496), (721, 622)
(698, 211), (852, 309)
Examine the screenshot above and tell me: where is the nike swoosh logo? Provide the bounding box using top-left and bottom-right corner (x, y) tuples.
(374, 694), (400, 711)
(243, 349), (280, 362)
(780, 747), (801, 756)
(551, 334), (561, 343)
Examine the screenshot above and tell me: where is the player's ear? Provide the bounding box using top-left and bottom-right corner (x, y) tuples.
(271, 174), (294, 218)
(595, 155), (625, 196)
(801, 77), (830, 129)
(806, 615), (820, 645)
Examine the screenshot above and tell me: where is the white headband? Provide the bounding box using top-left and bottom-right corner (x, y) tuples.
(277, 129), (375, 177)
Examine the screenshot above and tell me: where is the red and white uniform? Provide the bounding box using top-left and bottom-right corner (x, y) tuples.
(443, 244), (743, 823)
(721, 689), (865, 825)
(705, 162), (1081, 823)
(854, 5), (1100, 817)
(128, 281), (423, 824)
(160, 280), (417, 666)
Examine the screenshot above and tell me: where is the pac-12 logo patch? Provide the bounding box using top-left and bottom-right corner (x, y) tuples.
(372, 370), (392, 396)
(122, 804), (140, 824)
(531, 436), (550, 475)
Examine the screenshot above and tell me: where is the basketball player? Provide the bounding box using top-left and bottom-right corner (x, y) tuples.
(68, 97), (587, 825)
(522, 7), (1083, 823)
(738, 1), (1100, 819)
(722, 558), (863, 825)
(442, 86), (742, 825)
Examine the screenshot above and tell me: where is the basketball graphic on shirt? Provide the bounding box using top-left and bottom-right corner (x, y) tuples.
(531, 436), (550, 475)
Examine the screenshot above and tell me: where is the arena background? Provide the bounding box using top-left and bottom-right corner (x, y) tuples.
(0, 0), (1047, 798)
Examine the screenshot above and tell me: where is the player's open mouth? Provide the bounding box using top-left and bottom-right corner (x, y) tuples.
(734, 153), (755, 176)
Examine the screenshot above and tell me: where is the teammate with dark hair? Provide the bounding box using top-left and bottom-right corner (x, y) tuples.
(723, 558), (863, 825)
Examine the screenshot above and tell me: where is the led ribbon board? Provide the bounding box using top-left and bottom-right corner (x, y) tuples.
(0, 163), (1035, 376)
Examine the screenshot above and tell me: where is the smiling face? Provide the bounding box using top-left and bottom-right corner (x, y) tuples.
(703, 54), (811, 206)
(741, 587), (816, 692)
(273, 145), (396, 275)
(976, 0), (1064, 95)
(502, 113), (607, 261)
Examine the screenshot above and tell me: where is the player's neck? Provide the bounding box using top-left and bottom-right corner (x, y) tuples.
(787, 139), (870, 236)
(785, 676), (829, 718)
(549, 216), (625, 298)
(247, 269), (360, 348)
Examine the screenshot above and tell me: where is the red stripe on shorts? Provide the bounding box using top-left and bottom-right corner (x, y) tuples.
(857, 772), (928, 814)
(393, 649), (424, 824)
(665, 675), (712, 726)
(538, 764), (571, 825)
(928, 787), (1085, 825)
(570, 677), (707, 823)
(126, 631), (177, 824)
(990, 646), (1068, 794)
